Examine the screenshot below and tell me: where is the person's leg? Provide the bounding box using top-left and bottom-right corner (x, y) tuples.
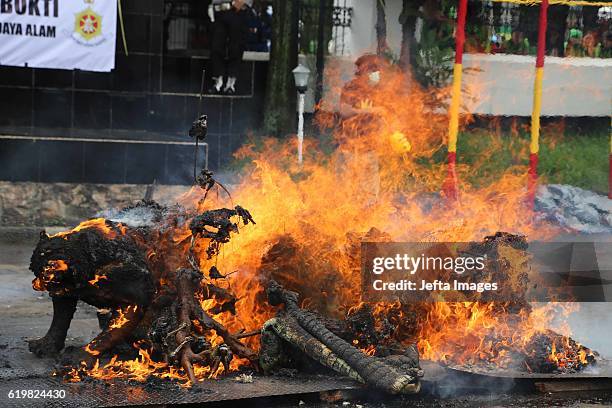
(224, 9), (247, 93)
(210, 12), (229, 93)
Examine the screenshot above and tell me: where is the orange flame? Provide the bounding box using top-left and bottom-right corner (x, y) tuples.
(32, 259), (68, 291)
(88, 274), (108, 286)
(50, 218), (127, 240)
(108, 306), (138, 330)
(64, 66), (592, 383)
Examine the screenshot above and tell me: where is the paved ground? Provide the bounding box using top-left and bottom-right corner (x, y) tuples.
(0, 242), (101, 383)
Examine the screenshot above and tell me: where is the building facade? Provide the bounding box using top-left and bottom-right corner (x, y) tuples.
(0, 0), (269, 184)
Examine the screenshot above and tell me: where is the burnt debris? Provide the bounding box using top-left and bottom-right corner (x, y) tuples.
(189, 206), (255, 259)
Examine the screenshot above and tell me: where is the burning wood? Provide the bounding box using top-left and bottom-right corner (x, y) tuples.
(258, 231), (598, 376)
(261, 280), (422, 394)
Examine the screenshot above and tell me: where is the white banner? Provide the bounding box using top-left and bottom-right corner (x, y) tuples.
(0, 0), (117, 72)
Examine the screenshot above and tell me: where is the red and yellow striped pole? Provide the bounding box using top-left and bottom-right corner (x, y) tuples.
(444, 0), (468, 201)
(528, 0), (548, 207)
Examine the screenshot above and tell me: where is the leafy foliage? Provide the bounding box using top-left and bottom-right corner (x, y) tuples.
(413, 29), (454, 88)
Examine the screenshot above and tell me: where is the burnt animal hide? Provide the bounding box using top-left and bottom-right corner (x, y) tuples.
(29, 224), (154, 357)
(28, 202), (259, 385)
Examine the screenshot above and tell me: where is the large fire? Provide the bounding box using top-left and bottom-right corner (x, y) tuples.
(55, 64), (594, 384)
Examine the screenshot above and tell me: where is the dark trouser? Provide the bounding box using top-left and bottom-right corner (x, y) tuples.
(211, 9), (246, 78)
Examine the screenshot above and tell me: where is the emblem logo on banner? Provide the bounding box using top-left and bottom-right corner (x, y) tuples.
(0, 0), (117, 71)
(72, 0), (106, 46)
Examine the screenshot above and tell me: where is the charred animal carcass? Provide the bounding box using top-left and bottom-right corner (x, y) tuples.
(28, 202), (258, 384)
(29, 221), (154, 357)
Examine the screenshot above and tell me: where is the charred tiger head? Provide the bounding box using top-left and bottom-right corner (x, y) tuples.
(30, 221), (155, 308)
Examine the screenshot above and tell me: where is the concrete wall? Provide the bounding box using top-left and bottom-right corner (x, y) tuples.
(0, 181), (190, 227)
(462, 54), (612, 117)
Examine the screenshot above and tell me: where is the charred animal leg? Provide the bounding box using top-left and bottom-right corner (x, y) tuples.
(29, 297), (77, 357)
(85, 305), (145, 358)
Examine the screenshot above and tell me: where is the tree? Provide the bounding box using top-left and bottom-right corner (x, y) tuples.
(399, 0), (451, 75)
(399, 0), (448, 72)
(263, 0), (299, 136)
(398, 0), (421, 71)
(376, 0), (389, 55)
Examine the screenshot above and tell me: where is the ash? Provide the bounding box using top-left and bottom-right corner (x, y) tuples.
(536, 184), (612, 234)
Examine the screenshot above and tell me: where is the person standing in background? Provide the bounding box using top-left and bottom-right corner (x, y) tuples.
(208, 0), (253, 94)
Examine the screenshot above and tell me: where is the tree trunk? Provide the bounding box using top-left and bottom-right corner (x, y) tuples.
(263, 0), (299, 136)
(376, 0), (388, 55)
(398, 0), (423, 73)
(315, 0), (332, 104)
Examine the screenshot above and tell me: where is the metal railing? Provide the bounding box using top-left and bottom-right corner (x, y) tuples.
(163, 0), (274, 54)
(298, 0), (354, 57)
(463, 1), (612, 57)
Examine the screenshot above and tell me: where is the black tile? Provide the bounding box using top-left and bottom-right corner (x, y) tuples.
(184, 96), (224, 134)
(218, 132), (243, 169)
(0, 88), (32, 127)
(235, 61), (254, 95)
(33, 89), (71, 128)
(161, 56), (191, 93)
(113, 54), (149, 92)
(230, 98), (262, 134)
(206, 132), (221, 171)
(69, 128), (112, 138)
(121, 14), (151, 53)
(124, 143), (166, 184)
(148, 94), (185, 134)
(30, 126), (72, 138)
(123, 0), (154, 14)
(34, 68), (73, 88)
(0, 66), (32, 86)
(83, 142), (126, 184)
(216, 98), (232, 133)
(150, 56), (162, 93)
(38, 141), (84, 183)
(150, 15), (164, 55)
(75, 70), (112, 90)
(164, 144), (197, 184)
(189, 57), (207, 94)
(150, 0), (164, 16)
(0, 139), (39, 182)
(112, 94), (148, 130)
(74, 92), (111, 130)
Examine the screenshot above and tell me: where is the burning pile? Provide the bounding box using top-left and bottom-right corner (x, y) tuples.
(30, 202), (259, 385)
(28, 64), (598, 389)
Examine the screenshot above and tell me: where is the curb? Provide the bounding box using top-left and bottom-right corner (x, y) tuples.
(0, 226), (69, 245)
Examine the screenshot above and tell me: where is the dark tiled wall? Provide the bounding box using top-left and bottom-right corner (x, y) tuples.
(0, 0), (267, 184)
(0, 139), (196, 185)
